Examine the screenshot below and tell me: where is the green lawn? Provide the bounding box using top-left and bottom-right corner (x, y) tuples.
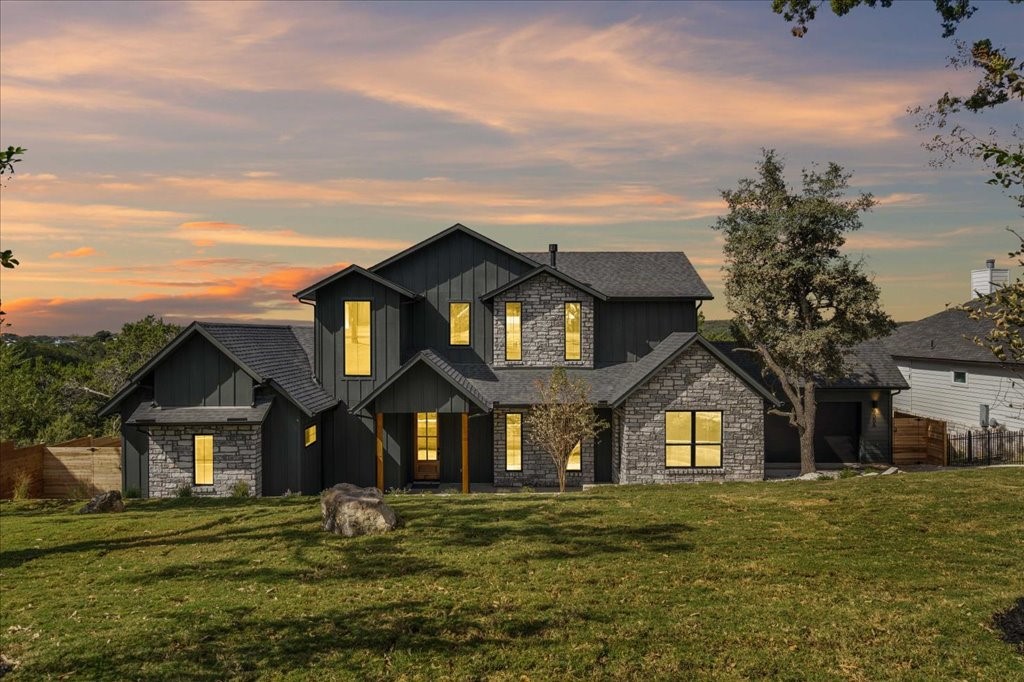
(2, 470), (1022, 680)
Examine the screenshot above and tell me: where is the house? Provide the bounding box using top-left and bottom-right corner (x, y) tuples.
(883, 260), (1023, 431)
(99, 223), (903, 496)
(715, 341), (908, 467)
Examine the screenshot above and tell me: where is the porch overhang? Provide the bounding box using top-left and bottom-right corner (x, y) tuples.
(351, 350), (491, 414)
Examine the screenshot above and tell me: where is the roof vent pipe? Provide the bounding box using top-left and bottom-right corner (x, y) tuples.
(549, 243), (557, 268)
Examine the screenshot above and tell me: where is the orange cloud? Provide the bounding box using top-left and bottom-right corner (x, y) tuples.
(180, 221), (243, 231)
(48, 246), (97, 259)
(1, 260), (348, 335)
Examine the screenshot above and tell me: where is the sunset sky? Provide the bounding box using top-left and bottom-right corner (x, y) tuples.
(1, 0), (1020, 336)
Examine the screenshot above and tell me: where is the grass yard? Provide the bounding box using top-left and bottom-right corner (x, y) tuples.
(2, 470), (1023, 680)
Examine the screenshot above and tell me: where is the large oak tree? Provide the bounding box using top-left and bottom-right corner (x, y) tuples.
(714, 151), (894, 475)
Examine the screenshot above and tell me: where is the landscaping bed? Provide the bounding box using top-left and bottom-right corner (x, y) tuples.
(2, 469), (1022, 680)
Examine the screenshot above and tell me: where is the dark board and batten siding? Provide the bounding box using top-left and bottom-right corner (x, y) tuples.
(314, 273), (405, 409)
(120, 388), (152, 497)
(372, 363), (476, 414)
(154, 333), (253, 407)
(374, 229), (536, 366)
(595, 300), (697, 364)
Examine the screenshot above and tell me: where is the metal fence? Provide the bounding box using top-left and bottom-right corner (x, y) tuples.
(946, 429), (1024, 467)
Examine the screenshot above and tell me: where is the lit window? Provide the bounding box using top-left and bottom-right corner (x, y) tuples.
(506, 413), (522, 471)
(952, 371), (967, 385)
(416, 412), (438, 461)
(194, 435), (213, 485)
(567, 440), (581, 471)
(666, 411), (722, 467)
(565, 302), (581, 360)
(344, 301), (371, 376)
(304, 425), (317, 447)
(450, 302), (471, 346)
(505, 302), (522, 361)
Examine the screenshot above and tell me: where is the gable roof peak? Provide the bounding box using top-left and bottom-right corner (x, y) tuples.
(368, 223), (539, 273)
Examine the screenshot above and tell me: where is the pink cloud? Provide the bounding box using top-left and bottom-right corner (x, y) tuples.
(48, 246), (97, 259)
(2, 261), (348, 335)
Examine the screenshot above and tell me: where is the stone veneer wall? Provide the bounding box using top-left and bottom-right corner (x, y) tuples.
(618, 344), (765, 484)
(493, 273), (594, 367)
(148, 424), (262, 497)
(492, 408), (595, 487)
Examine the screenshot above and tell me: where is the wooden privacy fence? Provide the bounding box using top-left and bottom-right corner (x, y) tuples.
(893, 413), (948, 466)
(0, 436), (121, 499)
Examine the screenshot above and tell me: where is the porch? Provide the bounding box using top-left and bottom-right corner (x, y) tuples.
(351, 350), (495, 493)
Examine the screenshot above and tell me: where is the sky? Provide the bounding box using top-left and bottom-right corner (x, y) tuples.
(1, 0), (1021, 336)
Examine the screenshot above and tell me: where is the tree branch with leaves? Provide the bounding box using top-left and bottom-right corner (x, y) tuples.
(525, 367), (607, 493)
(713, 150), (894, 475)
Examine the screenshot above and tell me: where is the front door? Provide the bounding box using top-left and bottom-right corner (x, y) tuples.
(414, 412), (440, 480)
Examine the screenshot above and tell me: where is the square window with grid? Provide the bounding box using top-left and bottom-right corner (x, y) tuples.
(665, 411), (722, 468)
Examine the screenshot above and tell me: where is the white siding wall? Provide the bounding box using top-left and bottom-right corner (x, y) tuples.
(893, 359), (1024, 430)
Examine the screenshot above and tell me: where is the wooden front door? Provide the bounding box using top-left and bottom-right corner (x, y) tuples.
(414, 412), (440, 480)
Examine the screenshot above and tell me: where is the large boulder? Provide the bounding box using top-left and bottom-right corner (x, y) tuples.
(77, 490), (125, 514)
(320, 484), (398, 537)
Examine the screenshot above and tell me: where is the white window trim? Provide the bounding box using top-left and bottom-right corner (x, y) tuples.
(951, 370), (968, 387)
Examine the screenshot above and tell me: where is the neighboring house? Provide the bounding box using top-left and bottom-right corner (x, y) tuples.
(100, 224), (904, 496)
(882, 261), (1022, 431)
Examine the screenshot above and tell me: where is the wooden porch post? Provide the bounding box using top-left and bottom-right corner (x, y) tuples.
(461, 411), (469, 494)
(375, 412), (384, 492)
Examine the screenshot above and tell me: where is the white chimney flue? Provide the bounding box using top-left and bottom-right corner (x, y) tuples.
(971, 259), (1010, 298)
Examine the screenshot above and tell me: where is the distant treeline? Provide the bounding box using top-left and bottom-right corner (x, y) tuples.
(0, 316), (180, 445)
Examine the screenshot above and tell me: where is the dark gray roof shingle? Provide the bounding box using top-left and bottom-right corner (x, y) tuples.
(199, 322), (337, 415)
(450, 332), (776, 407)
(712, 339), (910, 392)
(125, 396), (274, 425)
(880, 301), (1017, 365)
(520, 251), (712, 299)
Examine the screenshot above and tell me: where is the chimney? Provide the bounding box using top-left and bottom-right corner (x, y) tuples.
(971, 258), (1010, 298)
(548, 243), (558, 268)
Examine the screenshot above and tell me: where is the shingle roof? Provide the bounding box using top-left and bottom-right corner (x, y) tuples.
(350, 349), (492, 413)
(480, 265), (608, 301)
(880, 301), (1017, 365)
(199, 323), (338, 415)
(125, 396), (274, 425)
(449, 332), (777, 407)
(520, 252), (712, 299)
(712, 339), (910, 392)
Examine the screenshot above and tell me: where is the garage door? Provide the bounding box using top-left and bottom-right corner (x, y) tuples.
(765, 402), (861, 464)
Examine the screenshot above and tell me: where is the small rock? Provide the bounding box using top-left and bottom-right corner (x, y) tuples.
(880, 467), (900, 476)
(77, 490), (125, 514)
(862, 472), (879, 477)
(320, 484), (398, 537)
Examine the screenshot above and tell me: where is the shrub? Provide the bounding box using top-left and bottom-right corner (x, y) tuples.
(838, 468), (859, 479)
(123, 486), (141, 499)
(175, 483), (194, 498)
(230, 480), (251, 498)
(11, 471), (34, 500)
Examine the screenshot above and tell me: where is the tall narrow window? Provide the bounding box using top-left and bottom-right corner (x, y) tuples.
(304, 425), (317, 447)
(416, 412), (438, 461)
(567, 440), (581, 471)
(565, 302), (581, 360)
(194, 435), (213, 485)
(505, 413), (522, 471)
(666, 411), (722, 467)
(344, 301), (371, 376)
(450, 302), (470, 346)
(505, 302), (522, 361)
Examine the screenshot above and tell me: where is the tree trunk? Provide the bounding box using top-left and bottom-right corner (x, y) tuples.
(799, 382), (817, 475)
(557, 463), (566, 494)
